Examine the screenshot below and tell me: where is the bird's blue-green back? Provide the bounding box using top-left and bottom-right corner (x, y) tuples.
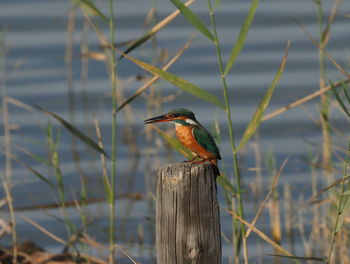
(193, 125), (221, 159)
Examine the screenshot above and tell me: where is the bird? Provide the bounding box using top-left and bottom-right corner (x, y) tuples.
(144, 108), (221, 170)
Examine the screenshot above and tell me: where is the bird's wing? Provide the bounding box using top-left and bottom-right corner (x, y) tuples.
(193, 125), (221, 159)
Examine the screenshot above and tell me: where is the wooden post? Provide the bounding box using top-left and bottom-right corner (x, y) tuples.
(156, 162), (221, 264)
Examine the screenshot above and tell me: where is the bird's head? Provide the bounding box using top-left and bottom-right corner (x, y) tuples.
(144, 108), (199, 126)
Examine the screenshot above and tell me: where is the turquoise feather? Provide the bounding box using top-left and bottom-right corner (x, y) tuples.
(193, 125), (221, 159)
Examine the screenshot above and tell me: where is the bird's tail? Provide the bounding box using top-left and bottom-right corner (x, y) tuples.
(210, 159), (221, 179)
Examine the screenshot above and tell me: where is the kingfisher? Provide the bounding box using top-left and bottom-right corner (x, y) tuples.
(144, 108), (221, 168)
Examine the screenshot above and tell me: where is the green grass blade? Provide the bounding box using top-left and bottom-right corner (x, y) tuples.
(237, 41), (290, 151)
(119, 32), (154, 60)
(213, 0), (221, 10)
(16, 146), (49, 166)
(79, 0), (108, 23)
(13, 157), (55, 188)
(335, 213), (345, 233)
(119, 50), (225, 109)
(117, 38), (193, 112)
(170, 0), (214, 42)
(223, 0), (259, 76)
(341, 81), (350, 105)
(330, 80), (350, 118)
(216, 175), (237, 195)
(156, 128), (195, 159)
(327, 137), (350, 262)
(35, 106), (110, 158)
(118, 0), (196, 60)
(340, 193), (350, 212)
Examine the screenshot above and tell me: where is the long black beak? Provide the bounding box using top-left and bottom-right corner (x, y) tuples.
(144, 114), (168, 124)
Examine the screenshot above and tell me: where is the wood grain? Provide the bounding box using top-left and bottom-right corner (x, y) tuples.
(156, 162), (221, 264)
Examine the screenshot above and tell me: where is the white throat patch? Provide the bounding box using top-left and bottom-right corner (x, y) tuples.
(185, 119), (198, 125)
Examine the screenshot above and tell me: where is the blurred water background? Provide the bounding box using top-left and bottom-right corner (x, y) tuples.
(1, 0), (350, 262)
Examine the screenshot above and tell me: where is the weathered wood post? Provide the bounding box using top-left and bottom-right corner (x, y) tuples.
(156, 162), (221, 264)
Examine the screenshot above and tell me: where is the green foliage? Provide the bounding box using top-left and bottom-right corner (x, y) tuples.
(119, 0), (195, 60)
(327, 132), (350, 262)
(119, 51), (226, 109)
(341, 82), (350, 103)
(170, 0), (215, 42)
(331, 80), (350, 117)
(35, 106), (109, 158)
(216, 175), (237, 195)
(223, 0), (260, 76)
(14, 157), (55, 189)
(212, 0), (221, 10)
(74, 0), (108, 22)
(119, 32), (154, 60)
(45, 122), (77, 240)
(237, 41), (290, 151)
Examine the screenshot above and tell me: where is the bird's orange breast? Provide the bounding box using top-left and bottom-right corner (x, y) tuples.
(175, 126), (217, 159)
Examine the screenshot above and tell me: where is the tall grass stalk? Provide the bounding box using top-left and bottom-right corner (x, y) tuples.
(207, 1), (248, 262)
(0, 32), (12, 188)
(266, 152), (281, 246)
(45, 122), (76, 239)
(0, 30), (18, 263)
(327, 137), (350, 263)
(144, 4), (162, 259)
(108, 0), (118, 262)
(66, 5), (89, 236)
(315, 0), (332, 172)
(1, 181), (17, 263)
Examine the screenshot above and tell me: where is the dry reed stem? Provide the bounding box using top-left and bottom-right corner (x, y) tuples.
(1, 96), (17, 263)
(1, 179), (17, 263)
(224, 208), (294, 257)
(81, 233), (107, 249)
(65, 7), (76, 118)
(5, 96), (37, 112)
(269, 196), (281, 245)
(263, 17), (350, 124)
(81, 51), (106, 61)
(283, 184), (295, 253)
(115, 245), (140, 264)
(2, 93), (12, 187)
(1, 42), (17, 260)
(308, 175), (350, 204)
(83, 235), (141, 264)
(297, 196), (310, 254)
(0, 217), (11, 236)
(65, 7), (83, 171)
(1, 241), (108, 264)
(245, 158), (288, 238)
(322, 0), (342, 45)
(139, 0), (196, 37)
(116, 36), (194, 112)
(93, 114), (110, 193)
(79, 254), (107, 264)
(252, 138), (263, 196)
(327, 138), (350, 263)
(0, 245), (37, 264)
(296, 20), (350, 79)
(262, 79), (350, 121)
(19, 214), (66, 245)
(82, 0), (196, 53)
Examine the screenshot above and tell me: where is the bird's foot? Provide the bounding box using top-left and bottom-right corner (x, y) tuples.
(183, 156), (199, 163)
(191, 159), (211, 164)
